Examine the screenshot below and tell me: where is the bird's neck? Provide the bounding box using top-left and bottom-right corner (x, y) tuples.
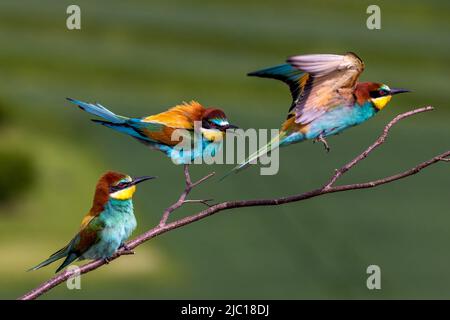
(356, 99), (378, 112)
(352, 100), (379, 125)
(106, 198), (134, 214)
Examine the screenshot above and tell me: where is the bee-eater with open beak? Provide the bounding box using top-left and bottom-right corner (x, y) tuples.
(67, 99), (237, 164)
(228, 52), (410, 175)
(29, 171), (156, 273)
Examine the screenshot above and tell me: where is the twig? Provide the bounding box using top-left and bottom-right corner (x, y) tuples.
(323, 106), (434, 189)
(183, 199), (215, 207)
(19, 106), (448, 300)
(158, 165), (215, 227)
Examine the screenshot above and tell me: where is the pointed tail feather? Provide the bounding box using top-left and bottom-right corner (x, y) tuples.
(55, 253), (79, 273)
(28, 244), (71, 272)
(90, 119), (147, 140)
(66, 98), (128, 124)
(68, 98), (160, 144)
(221, 132), (286, 180)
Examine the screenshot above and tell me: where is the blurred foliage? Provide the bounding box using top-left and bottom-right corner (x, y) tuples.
(0, 100), (7, 126)
(0, 0), (448, 299)
(0, 150), (35, 204)
(0, 99), (35, 204)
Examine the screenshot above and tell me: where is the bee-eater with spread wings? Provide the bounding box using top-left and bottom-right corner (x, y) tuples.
(67, 99), (237, 164)
(228, 52), (409, 175)
(29, 171), (155, 273)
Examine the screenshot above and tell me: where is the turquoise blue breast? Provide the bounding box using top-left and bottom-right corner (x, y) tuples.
(281, 102), (377, 146)
(81, 198), (136, 260)
(155, 138), (223, 164)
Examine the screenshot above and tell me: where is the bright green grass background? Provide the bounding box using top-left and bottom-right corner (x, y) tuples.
(0, 0), (448, 299)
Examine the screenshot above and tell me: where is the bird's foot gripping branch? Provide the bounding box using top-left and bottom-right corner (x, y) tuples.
(20, 106), (449, 300)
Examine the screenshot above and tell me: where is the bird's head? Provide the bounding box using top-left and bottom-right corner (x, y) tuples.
(356, 82), (410, 111)
(94, 171), (156, 202)
(201, 108), (238, 141)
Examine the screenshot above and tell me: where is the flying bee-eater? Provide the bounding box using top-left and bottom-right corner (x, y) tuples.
(29, 171), (156, 273)
(67, 99), (237, 164)
(228, 52), (410, 175)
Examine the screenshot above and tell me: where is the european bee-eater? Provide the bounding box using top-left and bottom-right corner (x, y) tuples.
(67, 99), (237, 164)
(29, 171), (155, 273)
(228, 52), (410, 174)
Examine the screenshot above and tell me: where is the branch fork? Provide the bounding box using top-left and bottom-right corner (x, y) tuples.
(158, 165), (215, 227)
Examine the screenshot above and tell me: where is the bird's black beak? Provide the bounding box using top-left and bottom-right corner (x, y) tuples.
(390, 88), (410, 95)
(130, 176), (157, 186)
(222, 124), (239, 131)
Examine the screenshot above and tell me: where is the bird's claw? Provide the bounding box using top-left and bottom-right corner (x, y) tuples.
(314, 135), (330, 153)
(120, 243), (131, 251)
(104, 257), (111, 264)
(119, 243), (135, 255)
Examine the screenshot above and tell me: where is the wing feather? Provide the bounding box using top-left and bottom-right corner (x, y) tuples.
(73, 215), (105, 254)
(287, 52), (364, 124)
(128, 101), (205, 146)
(142, 101), (205, 129)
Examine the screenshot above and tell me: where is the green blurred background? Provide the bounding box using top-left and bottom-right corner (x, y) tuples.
(0, 0), (449, 299)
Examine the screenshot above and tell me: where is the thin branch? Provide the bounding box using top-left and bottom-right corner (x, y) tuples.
(323, 106), (434, 189)
(158, 165), (215, 227)
(119, 250), (135, 256)
(19, 106), (448, 300)
(183, 199), (215, 207)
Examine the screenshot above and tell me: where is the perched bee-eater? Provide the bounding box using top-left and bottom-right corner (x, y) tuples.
(29, 171), (155, 273)
(67, 99), (237, 164)
(228, 52), (410, 174)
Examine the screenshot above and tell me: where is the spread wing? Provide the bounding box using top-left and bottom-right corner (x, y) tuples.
(247, 63), (309, 112)
(287, 52), (364, 124)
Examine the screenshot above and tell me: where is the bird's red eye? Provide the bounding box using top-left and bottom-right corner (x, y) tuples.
(379, 90), (386, 96)
(208, 120), (218, 128)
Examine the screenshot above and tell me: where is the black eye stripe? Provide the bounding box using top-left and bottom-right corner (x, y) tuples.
(202, 119), (211, 129)
(370, 89), (389, 98)
(202, 120), (222, 129)
(110, 181), (129, 192)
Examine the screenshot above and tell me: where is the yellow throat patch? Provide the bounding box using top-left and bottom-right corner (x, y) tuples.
(201, 128), (224, 142)
(372, 95), (392, 111)
(110, 185), (136, 200)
